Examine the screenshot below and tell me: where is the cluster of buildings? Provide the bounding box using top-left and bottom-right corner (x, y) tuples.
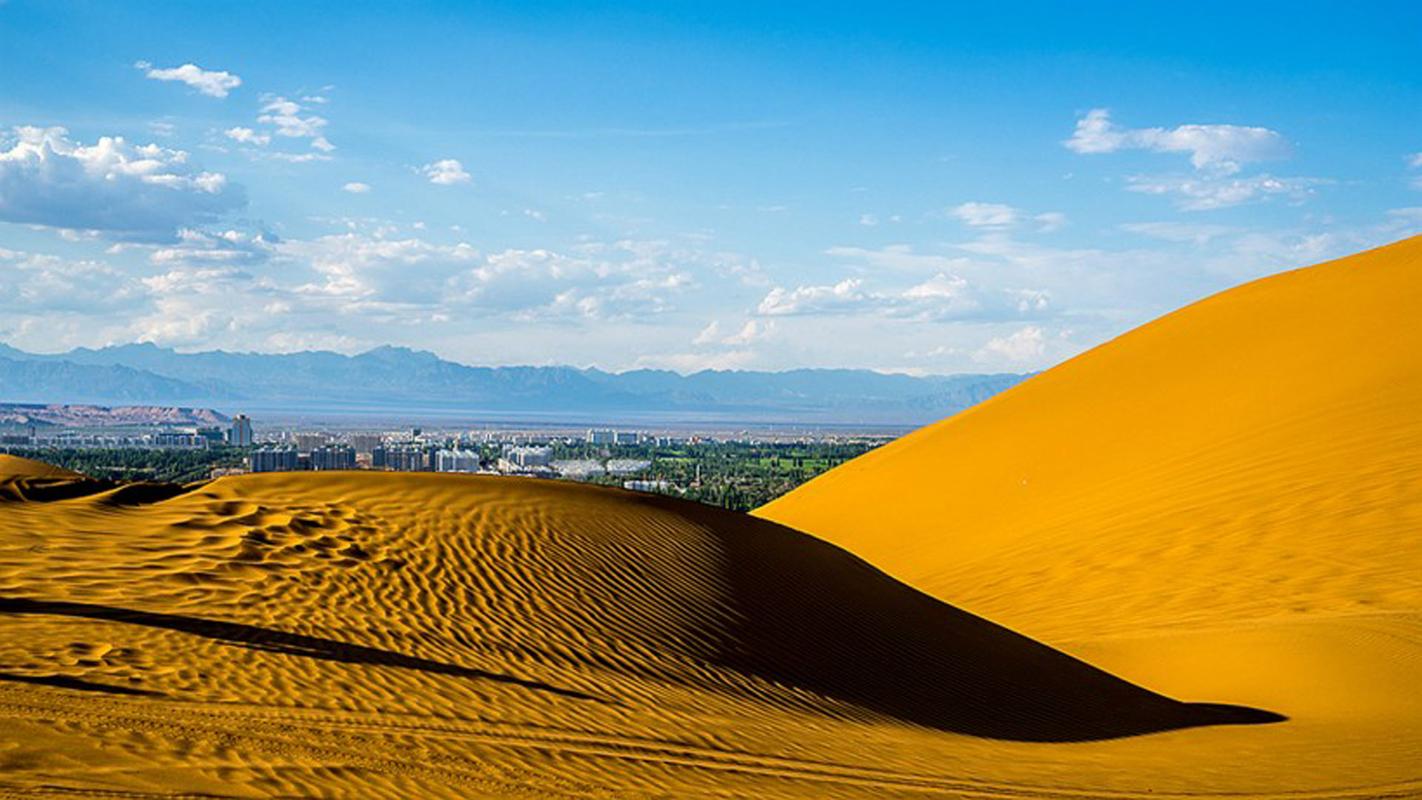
(0, 413), (256, 451)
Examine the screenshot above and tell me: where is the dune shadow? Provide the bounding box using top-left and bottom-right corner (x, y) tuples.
(0, 476), (200, 506)
(670, 500), (1286, 742)
(0, 670), (164, 697)
(0, 597), (598, 703)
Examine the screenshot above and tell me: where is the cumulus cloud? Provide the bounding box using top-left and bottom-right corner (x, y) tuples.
(948, 202), (1065, 232)
(136, 61), (242, 98)
(694, 319), (770, 347)
(0, 126), (244, 239)
(224, 127), (270, 146)
(421, 158), (471, 185)
(1126, 173), (1320, 211)
(0, 247), (144, 311)
(342, 182), (371, 194)
(281, 233), (480, 305)
(257, 96), (333, 152)
(146, 228), (275, 265)
(757, 278), (867, 315)
(1065, 108), (1290, 174)
(951, 202), (1019, 227)
(756, 270), (1048, 322)
(975, 326), (1046, 363)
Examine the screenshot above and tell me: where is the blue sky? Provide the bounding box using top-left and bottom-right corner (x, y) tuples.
(1, 1), (1419, 373)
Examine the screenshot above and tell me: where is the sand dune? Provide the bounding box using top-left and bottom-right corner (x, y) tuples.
(3, 237), (1418, 797)
(0, 464), (1280, 797)
(758, 234), (1422, 794)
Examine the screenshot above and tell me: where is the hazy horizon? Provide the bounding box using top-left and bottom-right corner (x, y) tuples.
(2, 1), (1418, 377)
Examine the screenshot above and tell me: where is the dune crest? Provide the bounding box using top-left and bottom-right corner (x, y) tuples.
(1, 470), (1280, 797)
(758, 234), (1422, 793)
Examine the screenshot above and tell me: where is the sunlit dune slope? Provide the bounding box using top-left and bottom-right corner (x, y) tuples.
(0, 453), (81, 480)
(758, 235), (1422, 793)
(0, 470), (1273, 798)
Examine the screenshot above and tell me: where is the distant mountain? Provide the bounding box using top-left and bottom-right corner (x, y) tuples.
(0, 355), (223, 405)
(0, 403), (229, 429)
(0, 343), (1029, 424)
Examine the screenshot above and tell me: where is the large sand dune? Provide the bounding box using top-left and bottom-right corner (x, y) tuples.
(2, 237), (1418, 797)
(759, 234), (1422, 795)
(0, 457), (1278, 797)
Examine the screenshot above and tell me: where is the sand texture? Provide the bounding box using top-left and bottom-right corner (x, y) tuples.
(0, 455), (1276, 798)
(759, 235), (1422, 796)
(2, 237), (1418, 798)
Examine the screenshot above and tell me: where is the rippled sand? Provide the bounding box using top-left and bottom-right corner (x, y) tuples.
(3, 235), (1417, 798)
(1, 455), (1279, 798)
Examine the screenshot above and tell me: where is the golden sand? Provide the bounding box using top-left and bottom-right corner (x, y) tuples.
(759, 234), (1422, 796)
(2, 236), (1418, 797)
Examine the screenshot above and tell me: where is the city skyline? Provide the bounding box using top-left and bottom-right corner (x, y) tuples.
(2, 1), (1419, 375)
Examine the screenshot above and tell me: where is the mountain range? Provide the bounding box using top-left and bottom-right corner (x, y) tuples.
(0, 343), (1026, 424)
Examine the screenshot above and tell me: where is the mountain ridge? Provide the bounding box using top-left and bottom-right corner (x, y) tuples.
(0, 343), (1026, 423)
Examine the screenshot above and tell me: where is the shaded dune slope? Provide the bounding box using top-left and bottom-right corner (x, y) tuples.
(0, 470), (1273, 745)
(756, 235), (1422, 794)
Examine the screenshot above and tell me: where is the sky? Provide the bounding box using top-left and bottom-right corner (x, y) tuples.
(0, 1), (1419, 374)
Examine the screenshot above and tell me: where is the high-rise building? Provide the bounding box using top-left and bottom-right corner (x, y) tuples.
(586, 428), (615, 445)
(229, 414), (254, 447)
(249, 445), (299, 473)
(435, 449), (481, 473)
(309, 445), (357, 471)
(613, 431), (641, 446)
(294, 432), (329, 452)
(348, 434), (384, 454)
(498, 445), (553, 472)
(373, 444), (428, 471)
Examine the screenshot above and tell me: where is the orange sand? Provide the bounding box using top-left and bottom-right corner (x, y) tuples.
(759, 234), (1422, 796)
(2, 235), (1418, 797)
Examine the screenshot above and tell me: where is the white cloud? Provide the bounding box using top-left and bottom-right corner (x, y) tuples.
(722, 320), (768, 346)
(0, 248), (143, 312)
(1126, 173), (1320, 211)
(148, 121), (176, 138)
(146, 228), (274, 265)
(948, 203), (1064, 232)
(951, 202), (1019, 227)
(224, 127), (270, 146)
(524, 208), (547, 222)
(1065, 108), (1289, 174)
(692, 320), (722, 345)
(1409, 153), (1422, 169)
(137, 61), (242, 98)
(422, 158), (471, 185)
(755, 268), (1048, 323)
(0, 126), (244, 239)
(757, 279), (867, 315)
(975, 326), (1045, 363)
(342, 182), (372, 194)
(254, 96), (333, 155)
(858, 213), (879, 227)
(281, 233), (480, 304)
(694, 319), (770, 347)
